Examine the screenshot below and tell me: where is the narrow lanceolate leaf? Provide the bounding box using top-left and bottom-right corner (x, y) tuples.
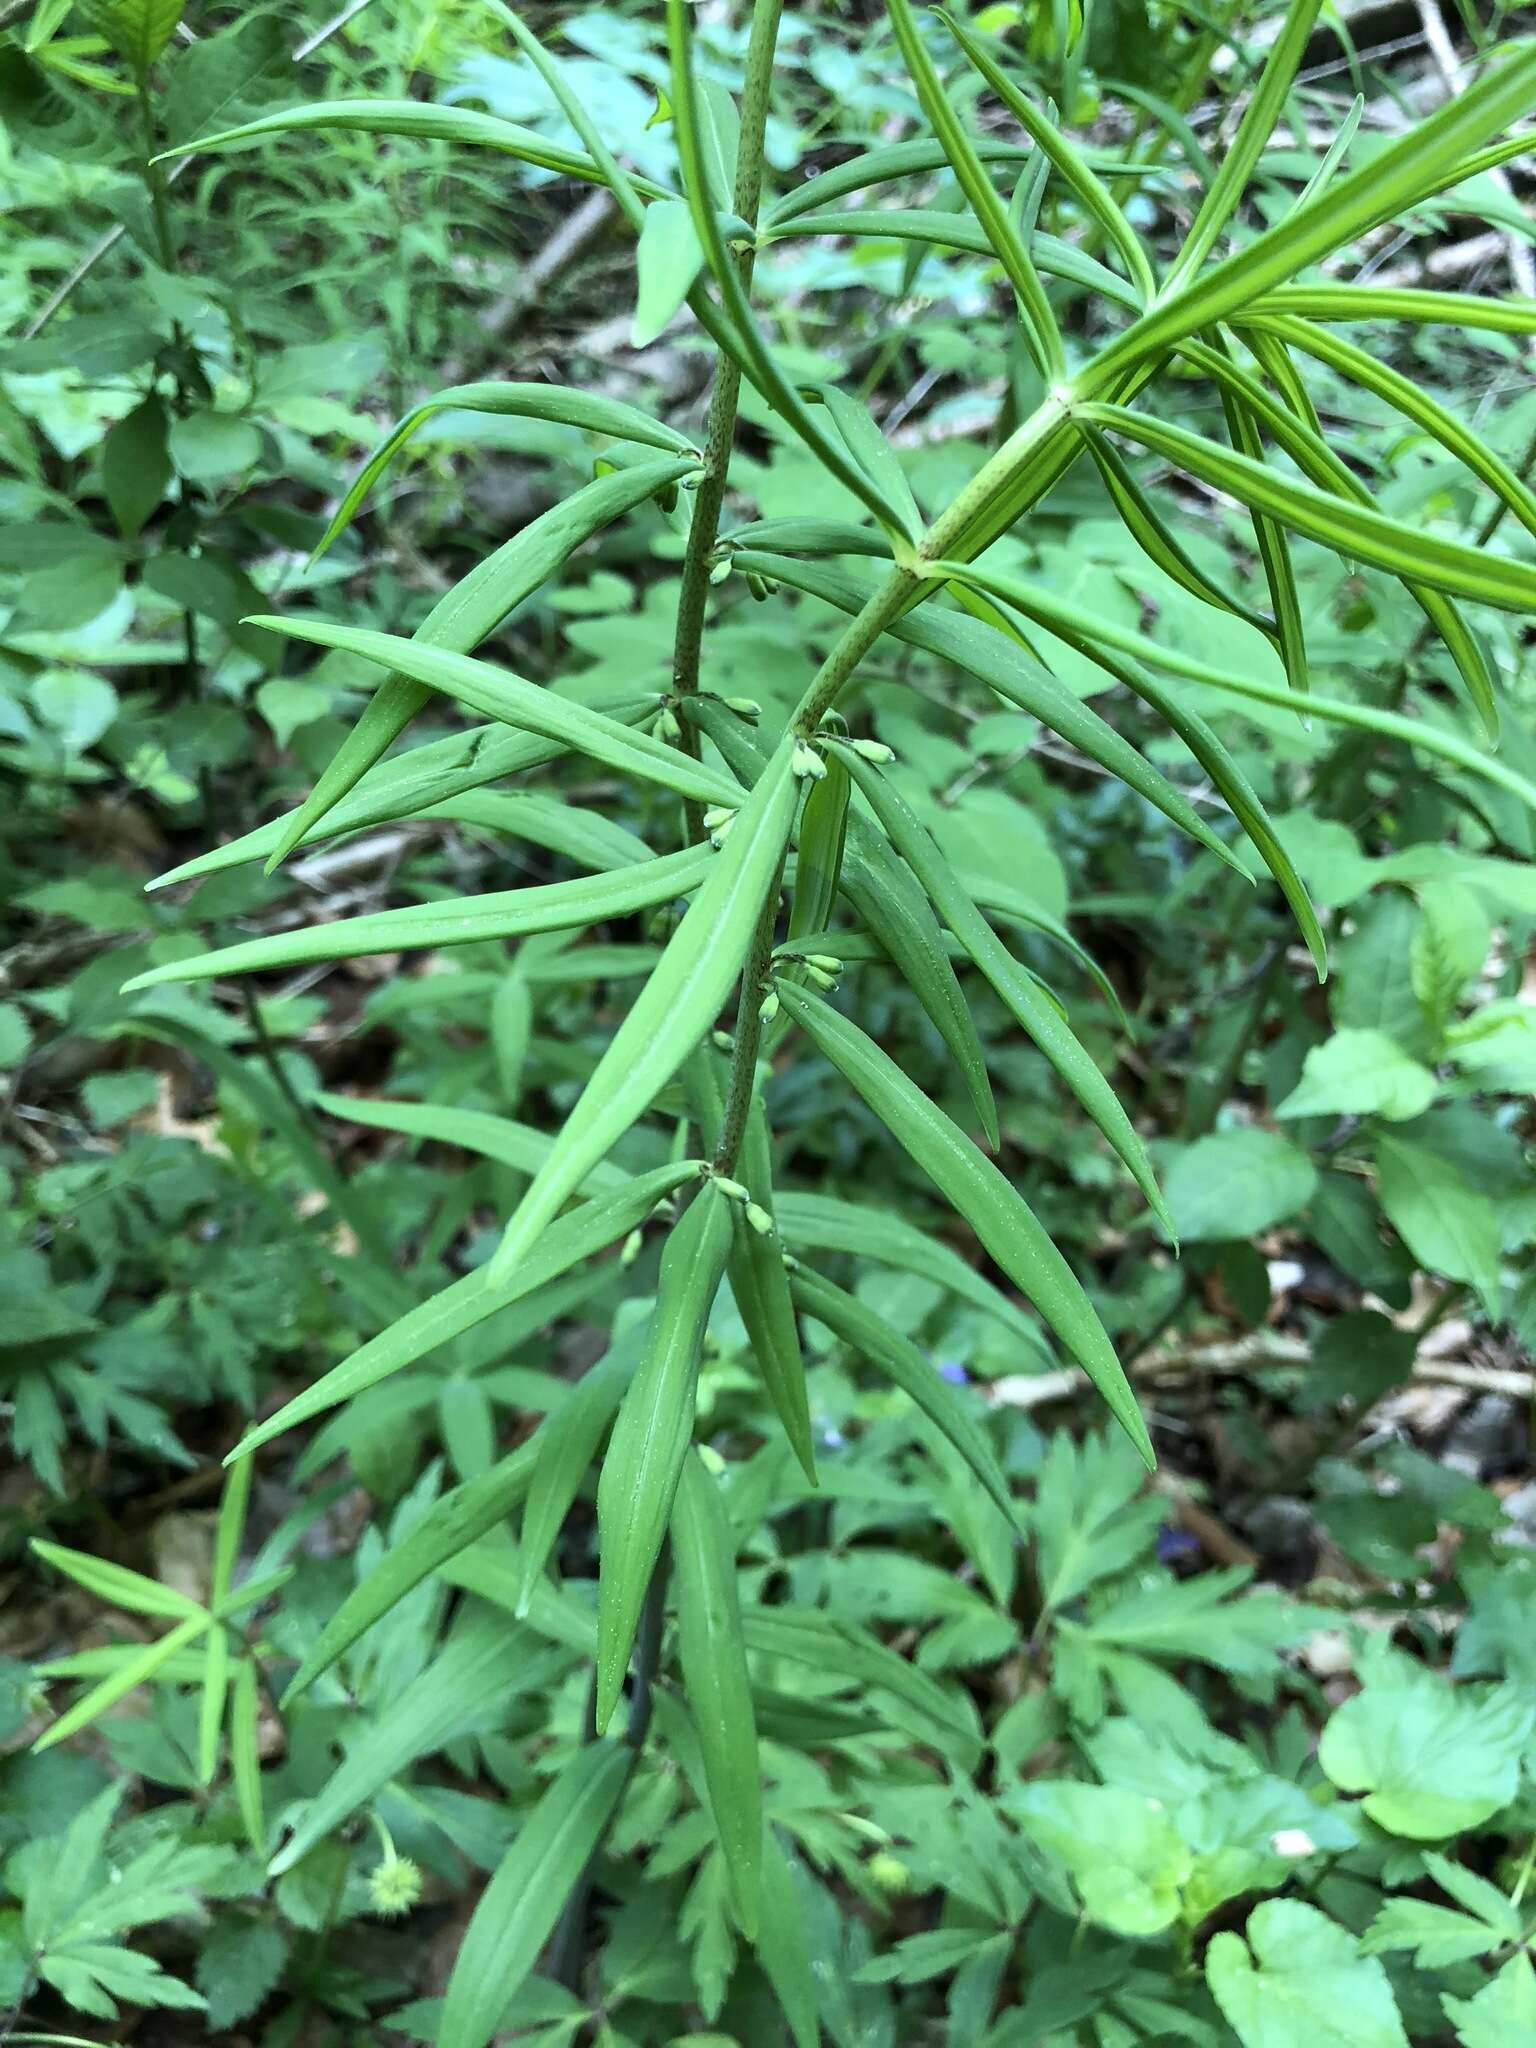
(596, 1186), (732, 1732)
(791, 1267), (1015, 1529)
(31, 1540), (205, 1621)
(672, 1452), (763, 1937)
(162, 98), (676, 198)
(735, 551), (1243, 872)
(835, 749), (1170, 1236)
(787, 748), (849, 943)
(1167, 0), (1323, 286)
(229, 1164), (703, 1458)
(841, 818), (1000, 1150)
(440, 1742), (631, 2048)
(1211, 357), (1310, 699)
(775, 1191), (1042, 1345)
(146, 697), (657, 889)
(515, 1341), (637, 1615)
(932, 552), (1536, 827)
(230, 1656), (264, 1853)
(769, 209), (1143, 310)
(819, 384), (923, 543)
(1245, 313), (1536, 542)
(313, 1093), (632, 1196)
(1248, 284), (1536, 335)
(1080, 403), (1536, 614)
(742, 1607), (982, 1763)
(36, 1613), (209, 1751)
(941, 11), (1155, 302)
(281, 1442), (541, 1702)
(1081, 42), (1536, 383)
(885, 0), (1062, 377)
(633, 199), (705, 347)
(265, 456), (699, 865)
(123, 845), (711, 991)
(421, 789), (654, 871)
(320, 386), (695, 556)
(775, 982), (1151, 1466)
(1081, 423), (1274, 639)
(727, 1100), (816, 1481)
(757, 1830), (819, 2048)
(487, 742), (797, 1285)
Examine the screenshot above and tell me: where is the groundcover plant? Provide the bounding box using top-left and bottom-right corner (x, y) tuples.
(4, 0), (1536, 2042)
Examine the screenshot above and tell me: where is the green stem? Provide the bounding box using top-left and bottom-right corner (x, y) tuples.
(670, 0), (785, 837)
(711, 852), (787, 1176)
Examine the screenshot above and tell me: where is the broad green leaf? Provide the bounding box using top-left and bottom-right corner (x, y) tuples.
(515, 1341), (636, 1614)
(1375, 1133), (1502, 1318)
(930, 554), (1536, 824)
(281, 1442), (542, 1702)
(229, 1163), (703, 1456)
(596, 1184), (732, 1731)
(1319, 1658), (1533, 1837)
(835, 747), (1170, 1231)
(486, 741), (797, 1284)
(267, 456), (698, 863)
(1082, 402), (1536, 614)
(790, 1267), (1015, 1529)
(123, 844), (712, 989)
(162, 97), (676, 198)
(775, 981), (1150, 1465)
(633, 200), (705, 347)
(774, 1191), (1043, 1347)
(885, 0), (1062, 377)
(272, 1605), (562, 1877)
(1444, 1953), (1536, 2048)
(672, 1452), (762, 1936)
(735, 549), (1243, 869)
(1162, 1129), (1316, 1243)
(1276, 1030), (1437, 1123)
(146, 695), (658, 889)
(319, 386), (695, 557)
(1010, 1780), (1189, 1935)
(1207, 1900), (1410, 2048)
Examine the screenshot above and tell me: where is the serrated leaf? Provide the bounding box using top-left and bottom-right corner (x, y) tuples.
(1318, 1660), (1532, 1837)
(1208, 1900), (1408, 2048)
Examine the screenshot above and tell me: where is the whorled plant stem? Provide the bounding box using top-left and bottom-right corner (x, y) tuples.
(671, 0), (786, 835)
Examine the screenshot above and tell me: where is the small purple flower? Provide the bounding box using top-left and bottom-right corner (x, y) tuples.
(937, 1358), (969, 1386)
(1156, 1523), (1201, 1563)
(821, 1427), (846, 1452)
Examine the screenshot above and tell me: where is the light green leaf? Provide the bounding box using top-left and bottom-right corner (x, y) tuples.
(122, 844), (712, 989)
(229, 1163), (703, 1457)
(34, 1613), (209, 1752)
(596, 1184), (732, 1731)
(439, 1743), (630, 2048)
(1445, 1953), (1536, 2048)
(790, 1267), (1015, 1530)
(515, 1343), (635, 1615)
(835, 746), (1169, 1232)
(1162, 1128), (1317, 1243)
(672, 1452), (762, 1937)
(487, 741), (797, 1284)
(1276, 1030), (1437, 1123)
(633, 200), (705, 347)
(1207, 1900), (1409, 2048)
(1318, 1660), (1533, 1837)
(775, 981), (1150, 1465)
(725, 1097), (817, 1481)
(1375, 1132), (1502, 1315)
(1010, 1781), (1190, 1936)
(281, 1442), (541, 1702)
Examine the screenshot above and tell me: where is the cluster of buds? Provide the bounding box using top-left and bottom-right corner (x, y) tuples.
(701, 803), (736, 848)
(710, 1174), (774, 1237)
(843, 737), (895, 764)
(652, 704), (682, 743)
(801, 952), (841, 992)
(791, 739), (827, 781)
